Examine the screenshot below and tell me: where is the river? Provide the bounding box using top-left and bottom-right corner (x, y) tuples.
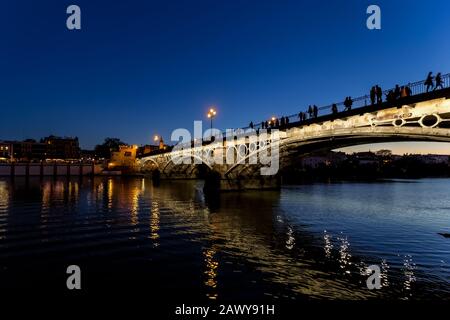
(0, 177), (449, 301)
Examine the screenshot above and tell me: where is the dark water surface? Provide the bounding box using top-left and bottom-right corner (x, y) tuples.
(0, 177), (449, 301)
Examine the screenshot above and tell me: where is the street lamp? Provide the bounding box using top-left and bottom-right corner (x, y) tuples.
(154, 135), (164, 149)
(207, 107), (217, 131)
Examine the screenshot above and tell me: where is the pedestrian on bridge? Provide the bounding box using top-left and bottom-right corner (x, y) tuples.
(394, 85), (401, 99)
(249, 121), (254, 129)
(344, 97), (352, 111)
(386, 90), (395, 103)
(405, 84), (412, 96)
(370, 86), (376, 105)
(332, 103), (338, 115)
(425, 72), (434, 92)
(376, 85), (383, 104)
(313, 105), (318, 118)
(435, 73), (444, 90)
(400, 86), (407, 98)
(308, 105), (313, 118)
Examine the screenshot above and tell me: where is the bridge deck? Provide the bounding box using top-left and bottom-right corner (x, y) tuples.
(283, 87), (450, 130)
(139, 85), (450, 158)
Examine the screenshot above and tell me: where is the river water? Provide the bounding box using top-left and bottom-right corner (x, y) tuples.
(0, 177), (449, 301)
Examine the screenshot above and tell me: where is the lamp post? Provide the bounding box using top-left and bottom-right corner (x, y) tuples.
(154, 135), (164, 150)
(207, 107), (217, 131)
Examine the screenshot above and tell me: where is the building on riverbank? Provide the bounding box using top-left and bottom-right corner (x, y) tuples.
(108, 145), (139, 173)
(0, 142), (12, 161)
(0, 136), (80, 162)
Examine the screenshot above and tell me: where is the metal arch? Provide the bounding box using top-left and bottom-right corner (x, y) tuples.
(224, 141), (274, 176)
(140, 158), (160, 169)
(160, 154), (213, 174)
(225, 126), (450, 177)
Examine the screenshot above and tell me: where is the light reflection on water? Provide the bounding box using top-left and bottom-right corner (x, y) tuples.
(0, 177), (449, 300)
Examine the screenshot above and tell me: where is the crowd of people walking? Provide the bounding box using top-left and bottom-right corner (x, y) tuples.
(260, 115), (291, 129)
(249, 71), (446, 131)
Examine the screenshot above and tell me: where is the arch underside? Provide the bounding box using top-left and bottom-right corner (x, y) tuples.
(226, 127), (450, 178)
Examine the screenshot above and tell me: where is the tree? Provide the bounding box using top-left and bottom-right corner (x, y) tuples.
(94, 138), (127, 159)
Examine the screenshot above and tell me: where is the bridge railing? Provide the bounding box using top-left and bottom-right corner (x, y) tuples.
(143, 73), (450, 157)
(240, 72), (450, 131)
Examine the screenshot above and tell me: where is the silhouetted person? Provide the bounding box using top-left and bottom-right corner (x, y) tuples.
(332, 103), (338, 114)
(313, 105), (318, 118)
(275, 118), (279, 127)
(376, 85), (382, 104)
(280, 117), (285, 127)
(405, 85), (412, 96)
(308, 105), (313, 118)
(249, 121), (254, 129)
(370, 86), (376, 105)
(299, 112), (306, 122)
(285, 116), (290, 125)
(400, 86), (407, 98)
(386, 90), (395, 103)
(425, 72), (434, 92)
(394, 85), (401, 99)
(435, 72), (443, 90)
(265, 120), (269, 129)
(298, 112), (302, 122)
(261, 121), (265, 129)
(344, 97), (352, 111)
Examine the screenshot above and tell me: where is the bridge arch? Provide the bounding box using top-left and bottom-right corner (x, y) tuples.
(225, 126), (450, 179)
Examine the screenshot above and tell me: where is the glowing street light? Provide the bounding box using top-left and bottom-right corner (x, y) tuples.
(207, 107), (217, 131)
(153, 135), (164, 150)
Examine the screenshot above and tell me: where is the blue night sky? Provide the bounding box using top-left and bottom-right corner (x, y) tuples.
(1, 0), (450, 153)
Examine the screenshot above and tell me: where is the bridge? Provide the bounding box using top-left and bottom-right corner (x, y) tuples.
(139, 74), (450, 190)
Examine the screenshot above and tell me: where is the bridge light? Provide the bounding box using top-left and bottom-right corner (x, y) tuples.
(154, 135), (159, 142)
(207, 107), (217, 131)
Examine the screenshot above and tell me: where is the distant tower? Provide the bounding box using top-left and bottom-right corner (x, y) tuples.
(159, 137), (164, 150)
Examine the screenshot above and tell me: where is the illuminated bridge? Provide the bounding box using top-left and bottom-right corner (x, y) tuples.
(139, 74), (450, 190)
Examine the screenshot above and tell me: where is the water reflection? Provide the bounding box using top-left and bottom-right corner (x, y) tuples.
(203, 247), (219, 300)
(337, 234), (352, 274)
(402, 255), (417, 299)
(150, 200), (160, 246)
(0, 180), (9, 240)
(323, 231), (333, 259)
(0, 177), (448, 300)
